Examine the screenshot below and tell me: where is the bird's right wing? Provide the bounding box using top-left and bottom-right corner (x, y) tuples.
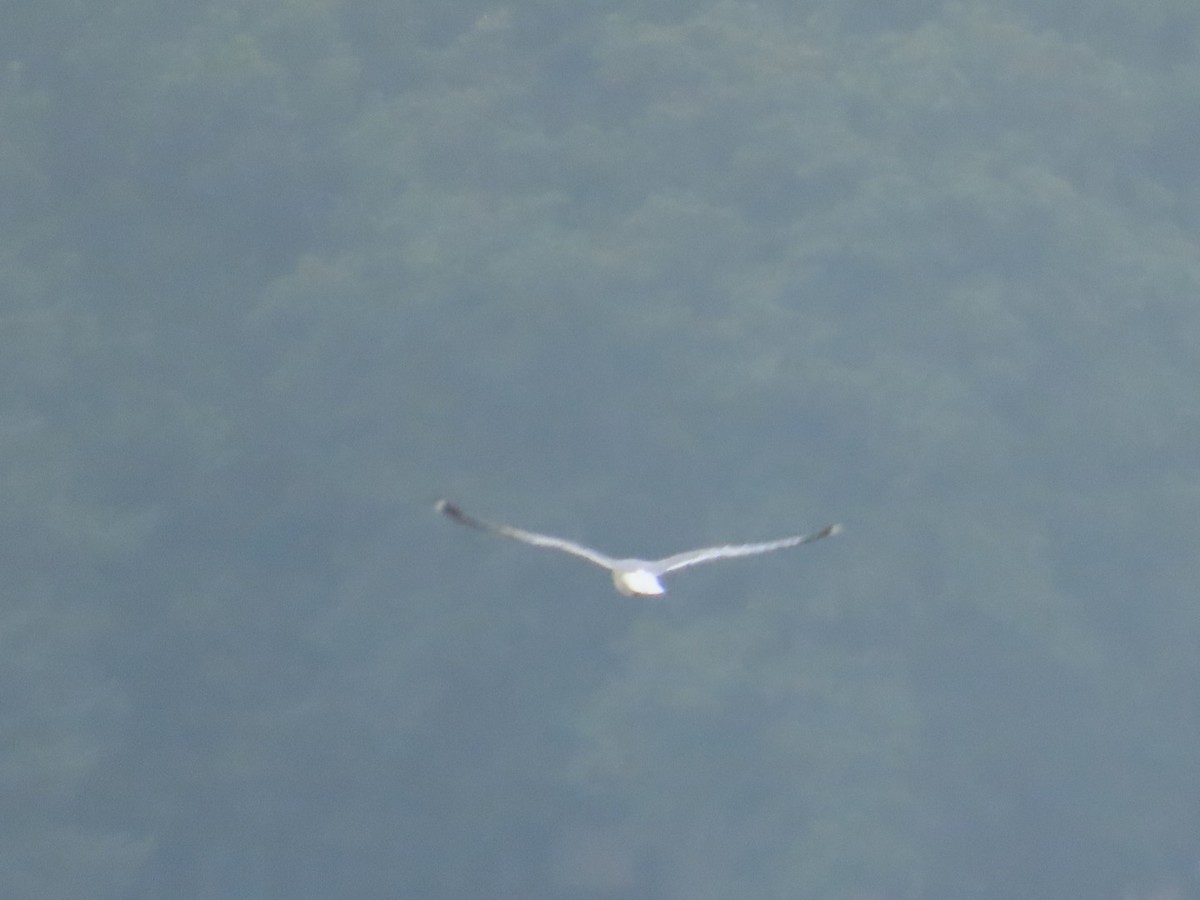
(654, 523), (841, 574)
(435, 500), (617, 570)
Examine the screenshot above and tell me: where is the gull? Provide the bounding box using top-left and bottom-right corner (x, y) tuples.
(435, 499), (840, 596)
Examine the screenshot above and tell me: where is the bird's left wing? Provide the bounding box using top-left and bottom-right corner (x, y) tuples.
(653, 523), (841, 574)
(436, 500), (617, 570)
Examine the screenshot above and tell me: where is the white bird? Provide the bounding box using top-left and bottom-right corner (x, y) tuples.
(435, 499), (840, 596)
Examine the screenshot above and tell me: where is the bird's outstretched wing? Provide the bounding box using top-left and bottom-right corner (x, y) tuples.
(435, 500), (617, 570)
(652, 523), (841, 574)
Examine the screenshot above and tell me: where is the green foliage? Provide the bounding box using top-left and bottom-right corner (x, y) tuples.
(566, 614), (923, 897)
(4, 0), (1200, 897)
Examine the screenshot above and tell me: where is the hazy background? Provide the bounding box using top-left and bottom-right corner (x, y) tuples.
(3, 0), (1199, 897)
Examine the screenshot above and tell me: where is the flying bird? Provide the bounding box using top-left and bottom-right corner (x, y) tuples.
(435, 499), (840, 596)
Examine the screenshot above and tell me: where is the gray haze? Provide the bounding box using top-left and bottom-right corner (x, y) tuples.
(3, 1), (1198, 898)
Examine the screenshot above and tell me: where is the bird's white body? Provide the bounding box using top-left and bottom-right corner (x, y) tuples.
(612, 567), (667, 597)
(436, 499), (839, 596)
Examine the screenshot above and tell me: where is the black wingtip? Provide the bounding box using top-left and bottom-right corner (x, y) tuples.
(435, 499), (475, 527)
(806, 520), (844, 542)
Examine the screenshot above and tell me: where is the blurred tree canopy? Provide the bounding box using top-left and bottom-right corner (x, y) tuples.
(3, 0), (1199, 897)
